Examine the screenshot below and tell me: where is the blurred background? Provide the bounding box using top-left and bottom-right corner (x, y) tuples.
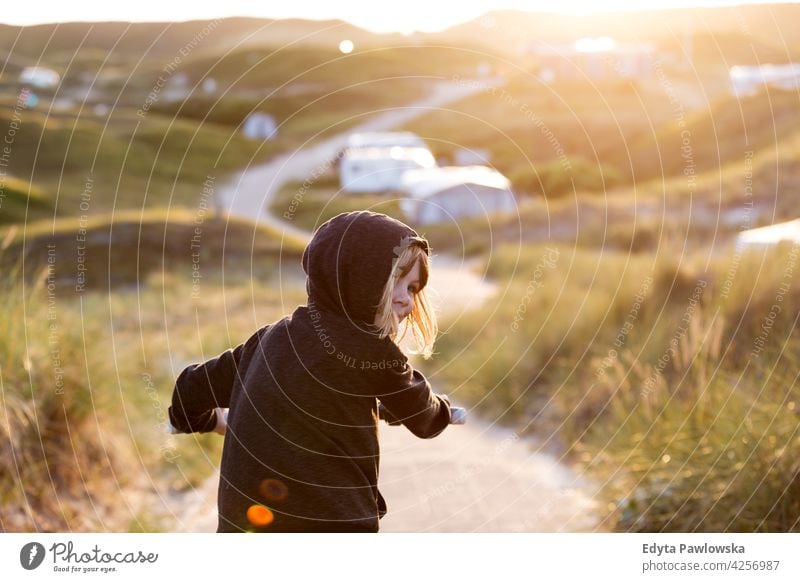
(2, 1), (800, 533)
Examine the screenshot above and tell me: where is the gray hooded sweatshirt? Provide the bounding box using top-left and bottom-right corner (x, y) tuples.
(168, 210), (452, 532)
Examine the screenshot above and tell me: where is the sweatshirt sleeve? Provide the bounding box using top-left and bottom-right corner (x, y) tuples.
(168, 325), (269, 433)
(374, 350), (451, 439)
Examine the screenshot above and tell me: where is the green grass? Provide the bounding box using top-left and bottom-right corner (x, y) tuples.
(626, 88), (800, 183)
(579, 334), (800, 532)
(401, 72), (800, 217)
(268, 175), (405, 232)
(171, 44), (484, 91)
(151, 78), (433, 134)
(0, 105), (270, 218)
(0, 175), (53, 224)
(401, 72), (678, 185)
(0, 43), (484, 227)
(0, 208), (306, 294)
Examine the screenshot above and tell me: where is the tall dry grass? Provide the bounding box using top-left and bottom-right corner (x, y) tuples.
(430, 240), (800, 531)
(0, 250), (305, 531)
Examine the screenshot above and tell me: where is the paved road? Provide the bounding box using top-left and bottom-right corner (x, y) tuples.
(162, 79), (603, 532)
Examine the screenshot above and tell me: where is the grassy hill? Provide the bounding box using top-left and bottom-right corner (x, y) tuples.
(5, 5), (800, 67)
(436, 4), (800, 59)
(0, 176), (53, 223)
(0, 18), (400, 65)
(401, 71), (679, 197)
(0, 37), (487, 229)
(624, 88), (800, 183)
(0, 101), (276, 220)
(1, 208), (306, 292)
(139, 44), (487, 139)
(0, 211), (306, 531)
(401, 71), (800, 205)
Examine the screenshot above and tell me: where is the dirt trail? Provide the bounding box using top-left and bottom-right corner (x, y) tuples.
(377, 257), (601, 532)
(160, 80), (604, 532)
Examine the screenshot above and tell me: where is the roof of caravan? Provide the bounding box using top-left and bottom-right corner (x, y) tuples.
(401, 166), (512, 200)
(346, 132), (427, 149)
(342, 146), (435, 165)
(737, 219), (800, 246)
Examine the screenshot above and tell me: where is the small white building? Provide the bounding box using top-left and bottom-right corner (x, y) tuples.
(525, 38), (656, 82)
(736, 219), (800, 249)
(729, 64), (800, 97)
(346, 131), (427, 150)
(19, 66), (60, 89)
(340, 146), (435, 193)
(202, 78), (218, 93)
(454, 147), (491, 166)
(242, 112), (278, 140)
(399, 166), (516, 225)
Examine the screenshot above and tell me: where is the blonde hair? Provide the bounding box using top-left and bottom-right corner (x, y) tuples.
(373, 243), (438, 359)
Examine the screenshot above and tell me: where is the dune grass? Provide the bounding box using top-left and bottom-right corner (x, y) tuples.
(430, 240), (800, 531)
(269, 174), (404, 232)
(0, 214), (307, 531)
(0, 105), (271, 219)
(0, 208), (306, 296)
(0, 175), (53, 224)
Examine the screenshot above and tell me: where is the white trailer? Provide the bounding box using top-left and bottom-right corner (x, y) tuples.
(340, 146), (436, 193)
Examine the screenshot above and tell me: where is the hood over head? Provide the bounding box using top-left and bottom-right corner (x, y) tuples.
(302, 211), (430, 330)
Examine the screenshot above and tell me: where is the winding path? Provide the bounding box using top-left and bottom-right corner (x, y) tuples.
(164, 79), (603, 532)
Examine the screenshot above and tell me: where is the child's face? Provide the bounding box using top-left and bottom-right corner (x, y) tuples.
(392, 259), (421, 323)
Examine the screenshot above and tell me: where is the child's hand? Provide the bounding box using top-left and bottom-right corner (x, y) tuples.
(450, 407), (467, 425)
(213, 407), (229, 436)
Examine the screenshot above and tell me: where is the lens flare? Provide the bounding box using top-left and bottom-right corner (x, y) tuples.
(259, 478), (289, 502)
(246, 504), (274, 527)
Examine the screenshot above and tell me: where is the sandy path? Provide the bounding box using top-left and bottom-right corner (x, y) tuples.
(377, 421), (600, 532)
(379, 257), (601, 532)
(162, 79), (603, 532)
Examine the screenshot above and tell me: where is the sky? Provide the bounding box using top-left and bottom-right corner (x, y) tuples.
(3, 0), (796, 34)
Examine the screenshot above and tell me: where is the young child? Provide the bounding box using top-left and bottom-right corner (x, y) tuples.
(168, 210), (455, 532)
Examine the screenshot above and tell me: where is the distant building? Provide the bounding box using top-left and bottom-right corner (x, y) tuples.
(346, 131), (427, 150)
(171, 73), (190, 87)
(93, 104), (110, 117)
(340, 146), (435, 193)
(242, 113), (278, 140)
(736, 219), (800, 249)
(202, 78), (218, 93)
(454, 147), (491, 166)
(19, 66), (60, 89)
(524, 37), (656, 82)
(729, 64), (800, 97)
(399, 166), (516, 225)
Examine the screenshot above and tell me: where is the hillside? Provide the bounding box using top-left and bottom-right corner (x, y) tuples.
(1, 208), (306, 292)
(0, 198), (310, 532)
(0, 105), (268, 219)
(0, 17), (399, 65)
(625, 88), (800, 183)
(0, 176), (52, 223)
(436, 4), (800, 59)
